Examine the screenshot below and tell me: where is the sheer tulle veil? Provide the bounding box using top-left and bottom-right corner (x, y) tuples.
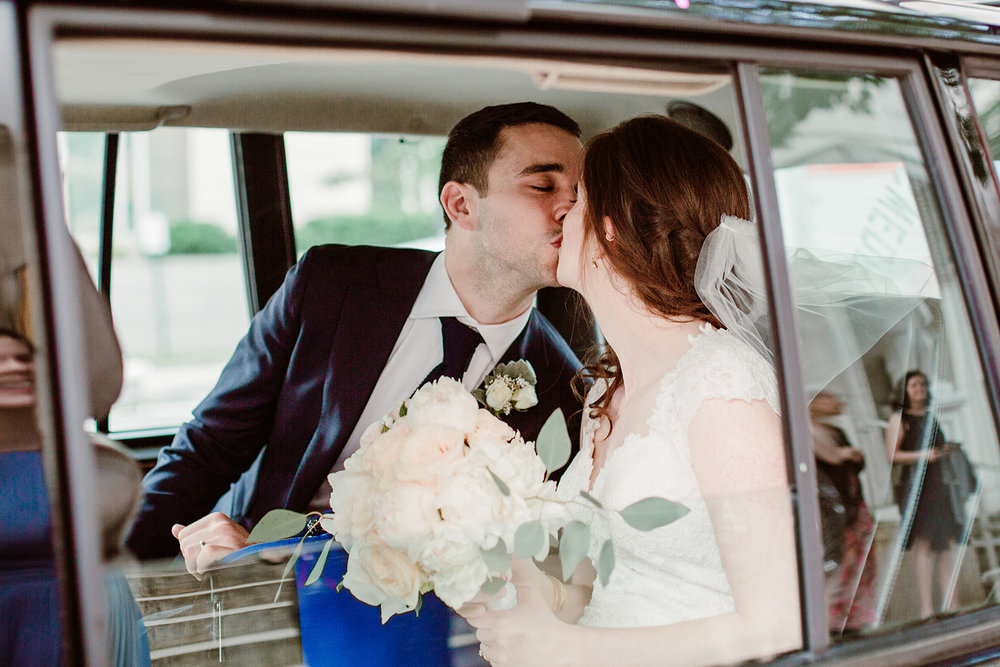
(693, 215), (934, 400)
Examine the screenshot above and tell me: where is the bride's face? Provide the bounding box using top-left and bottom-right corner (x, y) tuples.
(556, 182), (592, 292)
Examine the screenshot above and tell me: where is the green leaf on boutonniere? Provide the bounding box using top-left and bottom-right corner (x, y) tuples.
(537, 409), (571, 475)
(336, 579), (345, 593)
(247, 509), (310, 544)
(414, 594), (423, 618)
(513, 521), (545, 559)
(495, 360), (537, 384)
(619, 497), (689, 531)
(559, 520), (590, 581)
(304, 538), (336, 586)
(471, 387), (487, 406)
(596, 539), (615, 587)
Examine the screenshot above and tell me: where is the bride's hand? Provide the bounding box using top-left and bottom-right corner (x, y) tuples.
(461, 565), (578, 667)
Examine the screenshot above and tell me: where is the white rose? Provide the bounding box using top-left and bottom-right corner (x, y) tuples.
(418, 527), (488, 608)
(512, 383), (538, 410)
(407, 377), (479, 433)
(372, 481), (440, 551)
(342, 541), (424, 624)
(322, 469), (377, 549)
(394, 424), (466, 485)
(485, 378), (514, 414)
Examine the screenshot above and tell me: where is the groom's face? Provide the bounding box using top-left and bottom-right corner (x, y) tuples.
(472, 123), (581, 291)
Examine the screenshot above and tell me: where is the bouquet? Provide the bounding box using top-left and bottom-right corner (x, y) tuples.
(248, 371), (689, 623)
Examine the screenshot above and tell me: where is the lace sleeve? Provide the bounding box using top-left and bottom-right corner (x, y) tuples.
(678, 328), (780, 417)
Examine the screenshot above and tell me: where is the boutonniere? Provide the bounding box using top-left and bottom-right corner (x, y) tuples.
(473, 359), (538, 416)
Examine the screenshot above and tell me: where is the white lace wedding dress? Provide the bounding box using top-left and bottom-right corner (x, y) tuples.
(556, 325), (780, 628)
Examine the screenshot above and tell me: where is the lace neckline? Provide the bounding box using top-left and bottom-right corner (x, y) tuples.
(583, 323), (722, 492)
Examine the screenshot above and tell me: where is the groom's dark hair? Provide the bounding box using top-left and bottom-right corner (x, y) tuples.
(439, 102), (581, 228)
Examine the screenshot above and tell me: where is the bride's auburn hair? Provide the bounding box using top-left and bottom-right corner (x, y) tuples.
(578, 114), (752, 425)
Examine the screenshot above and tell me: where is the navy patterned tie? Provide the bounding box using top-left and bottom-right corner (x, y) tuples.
(420, 316), (485, 386)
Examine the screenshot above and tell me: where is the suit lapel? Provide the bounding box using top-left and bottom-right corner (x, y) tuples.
(286, 250), (436, 507)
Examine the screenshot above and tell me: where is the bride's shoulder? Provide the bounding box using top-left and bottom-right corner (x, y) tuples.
(676, 325), (779, 410)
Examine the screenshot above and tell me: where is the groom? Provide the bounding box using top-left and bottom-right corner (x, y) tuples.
(125, 102), (584, 574)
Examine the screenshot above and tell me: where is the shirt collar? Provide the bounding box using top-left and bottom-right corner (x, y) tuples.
(411, 252), (532, 361)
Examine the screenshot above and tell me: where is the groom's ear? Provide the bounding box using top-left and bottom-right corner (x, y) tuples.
(440, 181), (478, 231)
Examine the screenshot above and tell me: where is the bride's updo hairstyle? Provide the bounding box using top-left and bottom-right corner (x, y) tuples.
(579, 114), (751, 423)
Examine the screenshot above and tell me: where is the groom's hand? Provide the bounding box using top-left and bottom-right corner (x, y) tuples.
(172, 512), (250, 580)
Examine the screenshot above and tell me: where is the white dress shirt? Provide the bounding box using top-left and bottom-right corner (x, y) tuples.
(309, 252), (531, 510)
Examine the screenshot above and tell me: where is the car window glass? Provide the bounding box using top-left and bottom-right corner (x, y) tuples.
(60, 128), (248, 432)
(761, 69), (1000, 639)
(284, 132), (446, 252)
(968, 77), (1000, 169)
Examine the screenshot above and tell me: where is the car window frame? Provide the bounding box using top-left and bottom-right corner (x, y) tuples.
(17, 3), (1000, 664)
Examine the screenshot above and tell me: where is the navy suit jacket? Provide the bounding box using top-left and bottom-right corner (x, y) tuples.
(127, 245), (582, 560)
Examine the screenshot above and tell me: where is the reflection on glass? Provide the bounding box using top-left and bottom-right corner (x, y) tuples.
(285, 132), (447, 252)
(60, 128), (248, 432)
(762, 70), (1000, 638)
(968, 78), (1000, 169)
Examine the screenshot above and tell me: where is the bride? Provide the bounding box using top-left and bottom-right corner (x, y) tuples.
(459, 115), (802, 665)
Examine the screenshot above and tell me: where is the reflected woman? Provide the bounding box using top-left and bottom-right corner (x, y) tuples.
(886, 370), (964, 618)
(459, 116), (801, 666)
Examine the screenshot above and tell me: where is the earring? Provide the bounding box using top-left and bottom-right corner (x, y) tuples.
(591, 256), (599, 269)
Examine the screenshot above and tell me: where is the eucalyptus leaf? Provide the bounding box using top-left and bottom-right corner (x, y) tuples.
(481, 542), (511, 573)
(596, 539), (615, 587)
(497, 360), (536, 384)
(559, 520), (590, 581)
(304, 538), (335, 586)
(488, 469), (510, 496)
(579, 490), (603, 509)
(513, 521), (545, 559)
(336, 580), (344, 593)
(536, 409), (571, 474)
(619, 497), (689, 531)
(247, 509), (310, 544)
(481, 576), (507, 595)
(414, 594), (423, 618)
(274, 536), (305, 603)
(472, 388), (487, 406)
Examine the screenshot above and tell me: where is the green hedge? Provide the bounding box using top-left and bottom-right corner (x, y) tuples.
(295, 213), (442, 249)
(168, 221), (237, 255)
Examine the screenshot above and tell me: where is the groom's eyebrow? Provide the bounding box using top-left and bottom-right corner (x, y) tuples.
(518, 163), (565, 176)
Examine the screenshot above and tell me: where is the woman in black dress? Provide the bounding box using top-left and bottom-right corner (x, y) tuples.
(885, 370), (963, 618)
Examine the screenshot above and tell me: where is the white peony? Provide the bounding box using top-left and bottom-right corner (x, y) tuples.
(360, 419), (411, 484)
(394, 424), (466, 485)
(486, 440), (548, 498)
(322, 469), (377, 549)
(484, 378), (514, 414)
(342, 541), (424, 624)
(418, 527), (488, 608)
(372, 482), (441, 551)
(436, 462), (509, 547)
(407, 377), (479, 433)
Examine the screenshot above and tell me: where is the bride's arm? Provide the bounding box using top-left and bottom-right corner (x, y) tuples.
(468, 397), (802, 667)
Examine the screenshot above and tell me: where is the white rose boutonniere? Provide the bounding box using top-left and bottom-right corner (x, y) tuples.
(472, 360), (539, 416)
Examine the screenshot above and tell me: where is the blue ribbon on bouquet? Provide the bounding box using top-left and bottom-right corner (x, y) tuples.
(223, 534), (452, 666)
